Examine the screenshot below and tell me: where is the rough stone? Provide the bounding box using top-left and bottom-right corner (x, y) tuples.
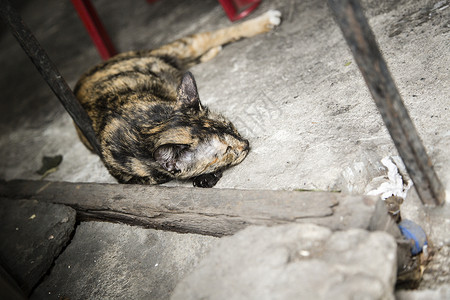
(171, 223), (397, 300)
(396, 285), (450, 300)
(420, 245), (450, 289)
(0, 198), (76, 294)
(31, 222), (217, 300)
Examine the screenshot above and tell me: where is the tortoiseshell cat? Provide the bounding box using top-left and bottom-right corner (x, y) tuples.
(74, 10), (281, 187)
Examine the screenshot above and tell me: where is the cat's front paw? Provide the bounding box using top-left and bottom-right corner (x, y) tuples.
(266, 10), (282, 28)
(193, 172), (223, 188)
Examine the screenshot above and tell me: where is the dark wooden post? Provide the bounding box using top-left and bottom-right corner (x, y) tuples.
(0, 0), (102, 158)
(327, 0), (445, 206)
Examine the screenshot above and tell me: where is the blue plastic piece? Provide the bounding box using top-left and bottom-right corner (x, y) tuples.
(398, 219), (428, 255)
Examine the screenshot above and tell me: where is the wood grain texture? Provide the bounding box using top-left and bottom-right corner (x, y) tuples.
(0, 180), (377, 236)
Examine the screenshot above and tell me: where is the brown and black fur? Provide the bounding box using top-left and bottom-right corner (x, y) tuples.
(74, 10), (281, 187)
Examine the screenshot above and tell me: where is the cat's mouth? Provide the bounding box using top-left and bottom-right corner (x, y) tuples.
(197, 148), (249, 176)
(230, 138), (250, 166)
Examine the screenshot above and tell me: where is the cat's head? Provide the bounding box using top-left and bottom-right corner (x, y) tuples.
(153, 72), (249, 179)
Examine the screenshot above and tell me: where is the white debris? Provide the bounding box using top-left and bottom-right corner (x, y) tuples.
(299, 250), (310, 257)
(367, 156), (413, 200)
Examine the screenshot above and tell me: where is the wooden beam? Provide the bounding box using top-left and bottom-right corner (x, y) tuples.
(0, 180), (377, 237)
(327, 0), (445, 206)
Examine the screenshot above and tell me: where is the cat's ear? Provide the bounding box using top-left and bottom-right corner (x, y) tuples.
(177, 72), (202, 110)
(154, 144), (188, 174)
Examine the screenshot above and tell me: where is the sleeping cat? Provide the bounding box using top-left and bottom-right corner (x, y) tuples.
(74, 10), (282, 187)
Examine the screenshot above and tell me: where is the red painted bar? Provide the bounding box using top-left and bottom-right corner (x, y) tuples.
(71, 0), (117, 60)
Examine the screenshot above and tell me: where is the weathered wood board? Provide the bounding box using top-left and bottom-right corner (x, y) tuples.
(0, 180), (377, 236)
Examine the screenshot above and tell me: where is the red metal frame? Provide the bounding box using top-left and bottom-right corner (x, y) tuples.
(71, 0), (117, 60)
(218, 0), (261, 22)
(71, 0), (261, 61)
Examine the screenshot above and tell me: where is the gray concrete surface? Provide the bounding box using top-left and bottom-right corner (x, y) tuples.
(396, 285), (450, 300)
(31, 222), (217, 300)
(0, 0), (449, 298)
(0, 199), (76, 294)
(1, 0), (448, 193)
(171, 224), (398, 300)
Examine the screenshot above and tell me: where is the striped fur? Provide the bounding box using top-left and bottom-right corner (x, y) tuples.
(74, 10), (281, 187)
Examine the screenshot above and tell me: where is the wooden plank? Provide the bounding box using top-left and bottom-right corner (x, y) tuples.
(0, 180), (377, 236)
(327, 0), (445, 206)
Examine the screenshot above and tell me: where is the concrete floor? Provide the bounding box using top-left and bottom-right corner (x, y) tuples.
(1, 0), (449, 192)
(0, 0), (449, 297)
